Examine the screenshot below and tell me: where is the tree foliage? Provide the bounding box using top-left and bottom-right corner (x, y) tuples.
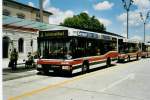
(60, 13), (106, 32)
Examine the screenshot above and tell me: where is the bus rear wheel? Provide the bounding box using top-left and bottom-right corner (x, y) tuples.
(127, 56), (130, 62)
(106, 57), (111, 67)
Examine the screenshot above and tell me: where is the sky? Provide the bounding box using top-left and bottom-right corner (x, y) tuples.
(16, 0), (150, 42)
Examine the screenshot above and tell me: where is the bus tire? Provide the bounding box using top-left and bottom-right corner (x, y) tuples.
(106, 57), (111, 67)
(66, 70), (72, 77)
(127, 56), (130, 62)
(136, 55), (139, 60)
(43, 69), (49, 75)
(82, 61), (89, 74)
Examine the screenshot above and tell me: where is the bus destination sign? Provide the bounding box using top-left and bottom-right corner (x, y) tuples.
(101, 35), (112, 40)
(78, 31), (99, 39)
(39, 30), (68, 37)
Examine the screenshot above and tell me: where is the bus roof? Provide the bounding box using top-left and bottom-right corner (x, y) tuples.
(145, 42), (150, 45)
(40, 27), (124, 38)
(123, 38), (143, 43)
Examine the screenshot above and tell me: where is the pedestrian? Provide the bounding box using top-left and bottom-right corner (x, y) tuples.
(9, 48), (18, 70)
(25, 52), (34, 68)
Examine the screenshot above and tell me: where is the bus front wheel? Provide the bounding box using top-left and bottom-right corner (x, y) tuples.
(136, 55), (139, 60)
(64, 70), (72, 77)
(43, 69), (49, 75)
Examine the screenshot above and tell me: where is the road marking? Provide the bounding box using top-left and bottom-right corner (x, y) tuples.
(100, 73), (135, 92)
(8, 61), (138, 100)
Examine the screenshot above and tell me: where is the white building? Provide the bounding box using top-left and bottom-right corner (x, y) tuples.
(2, 0), (53, 68)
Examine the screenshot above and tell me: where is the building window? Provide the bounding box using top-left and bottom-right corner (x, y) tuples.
(36, 18), (40, 22)
(3, 9), (10, 16)
(36, 12), (40, 22)
(36, 12), (40, 18)
(18, 38), (24, 53)
(17, 13), (25, 19)
(31, 39), (33, 47)
(3, 2), (7, 6)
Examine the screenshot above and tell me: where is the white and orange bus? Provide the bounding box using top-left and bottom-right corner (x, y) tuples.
(141, 43), (150, 58)
(118, 39), (142, 62)
(36, 28), (120, 75)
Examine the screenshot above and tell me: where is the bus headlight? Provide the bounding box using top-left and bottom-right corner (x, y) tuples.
(62, 66), (70, 70)
(37, 64), (42, 68)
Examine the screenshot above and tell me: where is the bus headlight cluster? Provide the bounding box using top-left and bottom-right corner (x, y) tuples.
(37, 64), (42, 68)
(62, 66), (70, 70)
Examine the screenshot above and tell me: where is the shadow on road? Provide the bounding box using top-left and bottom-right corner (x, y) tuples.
(117, 59), (141, 64)
(3, 66), (36, 74)
(37, 64), (116, 78)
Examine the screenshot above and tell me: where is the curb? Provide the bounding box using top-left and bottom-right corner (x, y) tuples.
(3, 71), (37, 81)
(3, 65), (36, 72)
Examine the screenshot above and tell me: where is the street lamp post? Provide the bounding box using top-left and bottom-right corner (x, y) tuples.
(139, 11), (150, 43)
(122, 0), (134, 39)
(39, 0), (43, 22)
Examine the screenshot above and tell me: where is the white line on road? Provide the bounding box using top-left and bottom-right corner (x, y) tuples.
(100, 73), (135, 92)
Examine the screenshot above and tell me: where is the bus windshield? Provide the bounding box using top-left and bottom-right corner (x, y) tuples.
(39, 38), (71, 59)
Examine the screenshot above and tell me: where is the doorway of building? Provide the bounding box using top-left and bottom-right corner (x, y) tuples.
(3, 36), (10, 58)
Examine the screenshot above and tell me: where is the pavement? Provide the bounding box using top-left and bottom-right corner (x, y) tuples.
(2, 58), (38, 81)
(2, 58), (26, 69)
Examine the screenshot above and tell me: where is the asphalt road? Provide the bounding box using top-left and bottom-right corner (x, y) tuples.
(3, 58), (150, 100)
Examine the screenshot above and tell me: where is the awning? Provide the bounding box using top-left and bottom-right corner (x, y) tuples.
(2, 15), (65, 31)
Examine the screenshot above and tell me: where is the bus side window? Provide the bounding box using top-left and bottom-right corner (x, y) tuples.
(96, 49), (101, 55)
(44, 47), (49, 58)
(69, 38), (78, 58)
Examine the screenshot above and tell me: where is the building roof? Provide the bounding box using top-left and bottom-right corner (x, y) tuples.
(3, 0), (53, 15)
(3, 15), (63, 31)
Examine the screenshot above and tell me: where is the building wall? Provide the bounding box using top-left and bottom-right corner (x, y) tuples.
(3, 5), (32, 20)
(3, 1), (50, 23)
(30, 10), (50, 23)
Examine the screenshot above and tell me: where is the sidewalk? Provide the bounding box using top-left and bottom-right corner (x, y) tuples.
(2, 58), (25, 69)
(3, 65), (36, 72)
(3, 66), (37, 81)
(2, 59), (37, 81)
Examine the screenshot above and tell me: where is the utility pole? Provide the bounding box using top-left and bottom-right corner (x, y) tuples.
(39, 0), (43, 22)
(139, 11), (150, 43)
(121, 0), (134, 39)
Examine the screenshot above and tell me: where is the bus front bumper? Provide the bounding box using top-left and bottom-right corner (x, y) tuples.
(37, 64), (72, 72)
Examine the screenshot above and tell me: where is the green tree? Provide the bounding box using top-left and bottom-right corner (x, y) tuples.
(60, 12), (106, 32)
